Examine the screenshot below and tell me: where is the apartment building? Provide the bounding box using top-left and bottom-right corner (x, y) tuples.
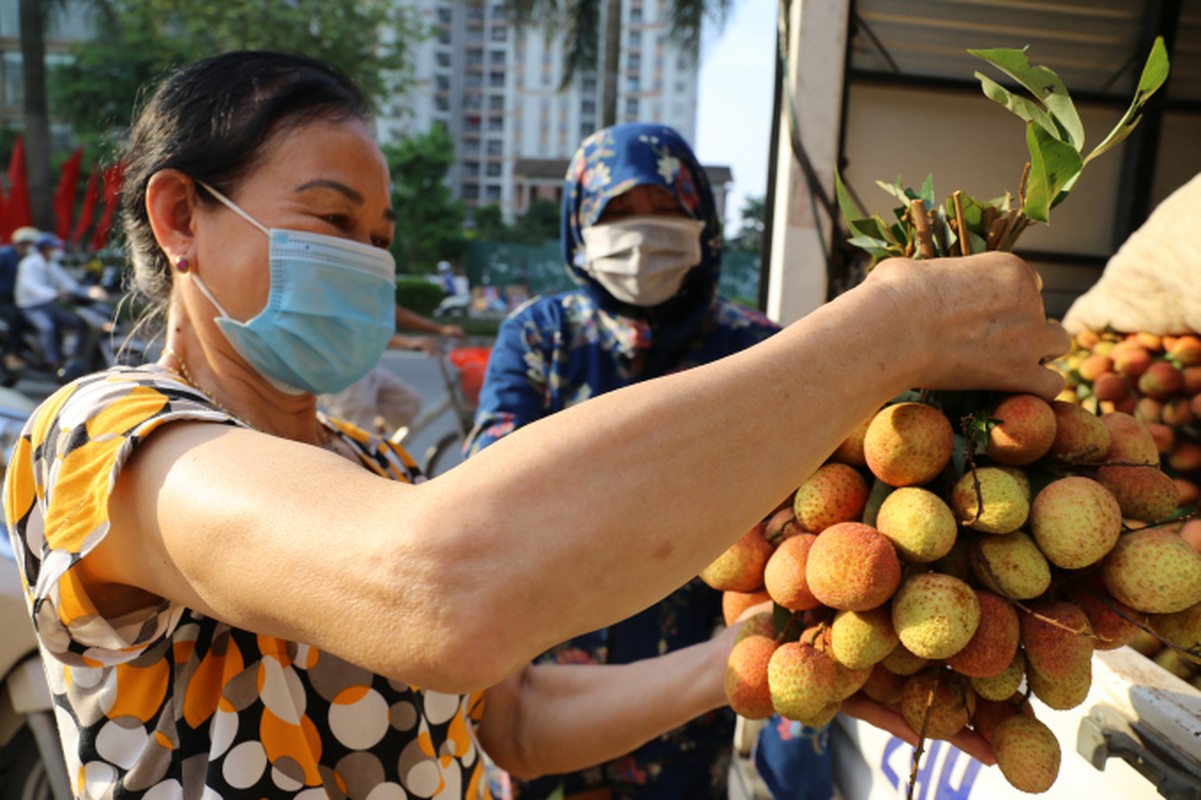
(382, 0), (723, 223)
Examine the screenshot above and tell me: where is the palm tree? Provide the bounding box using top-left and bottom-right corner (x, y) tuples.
(504, 0), (731, 127)
(18, 0), (55, 229)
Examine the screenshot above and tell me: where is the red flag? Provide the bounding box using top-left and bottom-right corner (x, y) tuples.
(90, 162), (126, 252)
(71, 165), (99, 248)
(53, 147), (83, 241)
(2, 135), (32, 241)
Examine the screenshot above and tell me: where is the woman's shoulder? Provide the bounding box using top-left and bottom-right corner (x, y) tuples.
(23, 363), (235, 448)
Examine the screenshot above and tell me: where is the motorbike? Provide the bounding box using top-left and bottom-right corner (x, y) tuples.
(0, 389), (71, 799)
(0, 287), (142, 389)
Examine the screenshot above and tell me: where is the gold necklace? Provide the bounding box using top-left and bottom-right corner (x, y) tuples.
(160, 346), (339, 453)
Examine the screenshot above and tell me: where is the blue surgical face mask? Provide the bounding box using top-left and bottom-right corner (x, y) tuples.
(191, 180), (396, 396)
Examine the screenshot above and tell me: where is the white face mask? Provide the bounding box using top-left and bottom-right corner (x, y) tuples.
(580, 215), (705, 307)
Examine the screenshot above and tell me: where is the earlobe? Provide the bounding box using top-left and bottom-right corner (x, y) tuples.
(145, 170), (199, 264)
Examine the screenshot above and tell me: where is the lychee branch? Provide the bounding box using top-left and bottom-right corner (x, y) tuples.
(1083, 587), (1201, 661)
(906, 671), (943, 800)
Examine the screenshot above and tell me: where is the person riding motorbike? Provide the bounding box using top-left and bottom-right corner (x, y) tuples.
(15, 234), (112, 381)
(0, 227), (40, 377)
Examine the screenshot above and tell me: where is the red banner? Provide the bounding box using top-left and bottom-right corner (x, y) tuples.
(90, 162), (126, 252)
(2, 135), (32, 242)
(53, 147), (83, 241)
(71, 165), (100, 248)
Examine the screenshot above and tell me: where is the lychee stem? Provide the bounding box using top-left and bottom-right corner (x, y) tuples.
(906, 671), (942, 800)
(1082, 587), (1201, 661)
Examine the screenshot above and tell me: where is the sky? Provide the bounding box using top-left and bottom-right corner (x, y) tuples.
(693, 2), (778, 235)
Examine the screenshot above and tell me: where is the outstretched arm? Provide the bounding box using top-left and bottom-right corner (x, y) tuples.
(93, 254), (1068, 693)
(478, 625), (735, 778)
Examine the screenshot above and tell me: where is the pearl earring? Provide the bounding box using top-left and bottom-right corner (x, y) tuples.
(175, 256), (189, 273)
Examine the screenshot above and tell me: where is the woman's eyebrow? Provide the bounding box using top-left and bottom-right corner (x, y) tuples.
(295, 179), (364, 204)
(295, 179), (396, 221)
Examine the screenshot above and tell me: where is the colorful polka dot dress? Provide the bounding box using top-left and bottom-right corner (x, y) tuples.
(3, 365), (492, 798)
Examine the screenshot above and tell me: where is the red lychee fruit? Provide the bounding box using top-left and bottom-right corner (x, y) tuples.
(806, 522), (900, 611)
(863, 402), (954, 487)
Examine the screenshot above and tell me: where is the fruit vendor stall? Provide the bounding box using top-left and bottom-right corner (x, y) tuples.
(731, 1), (1201, 796)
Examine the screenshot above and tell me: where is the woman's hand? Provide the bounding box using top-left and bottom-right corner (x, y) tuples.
(865, 252), (1071, 400)
(840, 691), (996, 766)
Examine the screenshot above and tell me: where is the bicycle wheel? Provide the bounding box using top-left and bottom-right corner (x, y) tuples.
(422, 430), (466, 477)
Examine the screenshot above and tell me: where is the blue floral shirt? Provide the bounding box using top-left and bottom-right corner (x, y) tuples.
(466, 123), (780, 800)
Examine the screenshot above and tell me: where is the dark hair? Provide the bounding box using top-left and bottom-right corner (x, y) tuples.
(120, 51), (370, 314)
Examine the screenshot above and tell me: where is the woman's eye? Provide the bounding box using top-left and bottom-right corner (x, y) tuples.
(371, 236), (391, 249)
(323, 214), (351, 229)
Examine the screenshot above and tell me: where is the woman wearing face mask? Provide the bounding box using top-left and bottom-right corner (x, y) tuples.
(3, 52), (1069, 799)
(466, 124), (786, 800)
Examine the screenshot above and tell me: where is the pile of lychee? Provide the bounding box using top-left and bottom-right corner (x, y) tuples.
(704, 393), (1201, 795)
(1053, 329), (1201, 513)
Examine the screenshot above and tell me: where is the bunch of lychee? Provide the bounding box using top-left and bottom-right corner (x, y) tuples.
(704, 394), (1201, 795)
(1053, 330), (1201, 513)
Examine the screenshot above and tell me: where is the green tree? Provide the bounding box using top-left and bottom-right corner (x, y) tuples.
(470, 204), (510, 241)
(385, 126), (467, 274)
(510, 198), (561, 244)
(504, 0), (731, 126)
(52, 0), (426, 141)
(728, 194), (765, 254)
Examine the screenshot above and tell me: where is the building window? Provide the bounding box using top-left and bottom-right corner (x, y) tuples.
(580, 123), (595, 140)
(485, 184), (502, 202)
(627, 76), (640, 92)
(435, 95), (450, 112)
(486, 139), (504, 155)
(436, 51), (451, 68)
(436, 6), (451, 23)
(437, 29), (451, 45)
(464, 160), (481, 175)
(581, 99), (595, 116)
(486, 162), (502, 177)
(581, 77), (597, 93)
(490, 25), (507, 41)
(487, 117), (504, 132)
(435, 75), (450, 91)
(630, 8), (643, 24)
(490, 49), (506, 65)
(462, 182), (479, 200)
(489, 94), (505, 111)
(491, 3), (506, 19)
(629, 30), (641, 46)
(625, 98), (639, 117)
(3, 54), (23, 108)
(490, 71), (505, 88)
(629, 53), (641, 70)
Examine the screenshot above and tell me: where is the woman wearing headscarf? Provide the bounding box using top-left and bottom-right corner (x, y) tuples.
(466, 124), (783, 799)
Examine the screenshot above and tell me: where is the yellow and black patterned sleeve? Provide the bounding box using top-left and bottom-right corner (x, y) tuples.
(3, 365), (238, 666)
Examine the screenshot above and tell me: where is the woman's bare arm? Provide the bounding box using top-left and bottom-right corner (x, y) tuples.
(88, 254), (1068, 693)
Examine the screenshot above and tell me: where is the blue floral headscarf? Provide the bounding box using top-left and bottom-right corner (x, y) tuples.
(562, 123), (723, 322)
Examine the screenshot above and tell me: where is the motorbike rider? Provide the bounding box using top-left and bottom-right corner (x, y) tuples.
(0, 227), (40, 374)
(14, 234), (94, 377)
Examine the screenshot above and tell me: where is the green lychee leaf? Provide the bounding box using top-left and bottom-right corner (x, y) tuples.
(1084, 36), (1170, 166)
(974, 72), (1063, 141)
(862, 478), (894, 528)
(968, 45), (1085, 150)
(1022, 122), (1084, 223)
(773, 603), (801, 642)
